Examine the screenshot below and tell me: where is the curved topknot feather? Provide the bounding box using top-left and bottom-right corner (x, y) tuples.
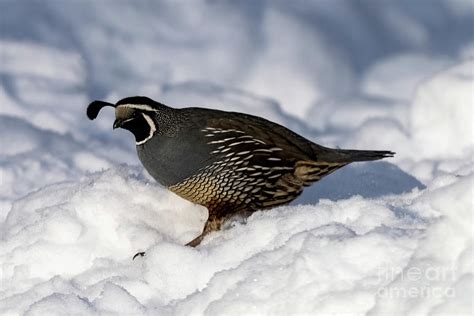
(87, 101), (116, 120)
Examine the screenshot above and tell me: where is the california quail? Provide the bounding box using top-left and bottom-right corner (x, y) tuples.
(87, 96), (394, 247)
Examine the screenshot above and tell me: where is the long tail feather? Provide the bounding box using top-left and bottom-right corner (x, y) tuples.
(335, 149), (395, 162)
(295, 148), (394, 185)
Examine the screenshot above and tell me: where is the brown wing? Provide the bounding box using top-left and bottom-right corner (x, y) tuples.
(196, 116), (348, 212)
(203, 115), (317, 161)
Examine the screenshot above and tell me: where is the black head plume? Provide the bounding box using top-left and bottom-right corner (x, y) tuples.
(87, 101), (116, 120)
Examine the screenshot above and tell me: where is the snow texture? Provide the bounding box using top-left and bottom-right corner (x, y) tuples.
(0, 1), (473, 315)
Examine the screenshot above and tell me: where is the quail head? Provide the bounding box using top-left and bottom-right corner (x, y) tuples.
(87, 96), (394, 247)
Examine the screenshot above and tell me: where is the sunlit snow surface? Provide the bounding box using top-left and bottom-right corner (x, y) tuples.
(0, 1), (473, 315)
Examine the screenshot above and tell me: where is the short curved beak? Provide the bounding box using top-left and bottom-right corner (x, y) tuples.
(113, 119), (123, 130)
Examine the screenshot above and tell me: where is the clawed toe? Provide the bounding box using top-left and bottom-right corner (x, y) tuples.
(132, 251), (146, 260)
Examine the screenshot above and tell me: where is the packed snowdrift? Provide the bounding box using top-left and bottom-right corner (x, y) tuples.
(0, 1), (473, 315)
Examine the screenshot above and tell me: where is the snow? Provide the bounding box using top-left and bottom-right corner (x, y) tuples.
(0, 1), (473, 315)
(410, 61), (474, 160)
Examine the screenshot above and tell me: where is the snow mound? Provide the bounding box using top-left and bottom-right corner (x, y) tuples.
(410, 61), (474, 160)
(1, 165), (471, 315)
(339, 61), (474, 183)
(361, 54), (453, 101)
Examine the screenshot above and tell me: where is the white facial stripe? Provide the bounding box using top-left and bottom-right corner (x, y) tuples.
(136, 113), (157, 146)
(119, 104), (157, 112)
(121, 117), (134, 124)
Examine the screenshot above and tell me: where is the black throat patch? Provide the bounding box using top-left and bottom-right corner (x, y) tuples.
(120, 114), (155, 145)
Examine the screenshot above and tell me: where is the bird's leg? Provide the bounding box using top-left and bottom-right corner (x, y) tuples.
(134, 209), (251, 256)
(132, 217), (221, 259)
(186, 216), (222, 247)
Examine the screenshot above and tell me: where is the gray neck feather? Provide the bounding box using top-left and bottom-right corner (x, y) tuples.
(153, 106), (188, 137)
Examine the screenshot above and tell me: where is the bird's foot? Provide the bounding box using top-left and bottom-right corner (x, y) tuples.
(185, 216), (223, 247)
(185, 235), (204, 247)
(132, 251), (146, 260)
